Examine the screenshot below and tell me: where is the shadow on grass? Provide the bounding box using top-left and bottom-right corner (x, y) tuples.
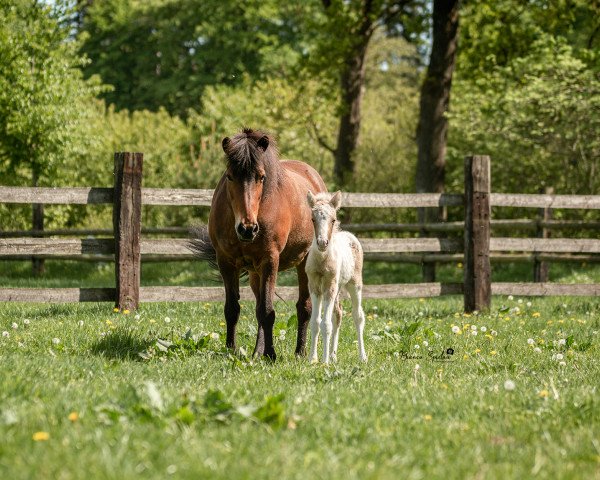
(90, 327), (153, 361)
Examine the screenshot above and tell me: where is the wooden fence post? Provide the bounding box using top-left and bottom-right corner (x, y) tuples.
(113, 152), (143, 311)
(464, 155), (491, 312)
(534, 186), (553, 282)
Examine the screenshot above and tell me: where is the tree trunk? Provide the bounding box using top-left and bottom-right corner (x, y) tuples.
(322, 0), (375, 188)
(334, 40), (370, 186)
(415, 0), (460, 281)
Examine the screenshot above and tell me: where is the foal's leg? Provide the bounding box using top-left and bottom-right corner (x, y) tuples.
(348, 281), (367, 362)
(218, 260), (240, 350)
(295, 258), (311, 357)
(309, 292), (322, 363)
(321, 284), (339, 364)
(329, 293), (343, 362)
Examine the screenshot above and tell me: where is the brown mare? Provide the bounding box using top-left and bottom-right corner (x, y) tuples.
(192, 128), (327, 359)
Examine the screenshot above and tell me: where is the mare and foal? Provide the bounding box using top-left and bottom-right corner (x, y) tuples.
(193, 128), (366, 363)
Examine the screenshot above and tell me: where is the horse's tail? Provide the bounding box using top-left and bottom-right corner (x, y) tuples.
(188, 225), (218, 271)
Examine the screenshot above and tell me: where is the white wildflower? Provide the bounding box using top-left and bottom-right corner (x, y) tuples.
(414, 344), (420, 350)
(210, 332), (219, 340)
(471, 330), (478, 336)
(504, 380), (516, 391)
(527, 338), (535, 345)
(559, 361), (566, 367)
(414, 364), (420, 371)
(480, 326), (487, 332)
(52, 338), (60, 345)
(508, 295), (514, 301)
(526, 302), (532, 307)
(471, 325), (477, 331)
(164, 317), (171, 324)
(78, 321), (84, 327)
(2, 331), (9, 338)
(422, 340), (429, 347)
(555, 353), (564, 361)
(558, 339), (566, 346)
(23, 319), (31, 325)
(11, 323), (18, 330)
(451, 326), (460, 334)
(491, 330), (498, 337)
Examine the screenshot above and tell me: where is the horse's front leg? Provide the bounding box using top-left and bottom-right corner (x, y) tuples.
(254, 256), (279, 360)
(218, 260), (240, 350)
(295, 257), (312, 356)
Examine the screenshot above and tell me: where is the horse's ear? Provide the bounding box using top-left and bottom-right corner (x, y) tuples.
(330, 191), (342, 210)
(307, 190), (316, 208)
(222, 137), (231, 153)
(257, 135), (269, 152)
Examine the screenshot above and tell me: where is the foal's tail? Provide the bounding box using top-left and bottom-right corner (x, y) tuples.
(188, 225), (218, 271)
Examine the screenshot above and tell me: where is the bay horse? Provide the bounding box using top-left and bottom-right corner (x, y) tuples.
(191, 128), (327, 360)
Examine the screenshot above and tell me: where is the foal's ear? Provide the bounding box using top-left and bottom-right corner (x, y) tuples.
(221, 137), (231, 153)
(257, 135), (269, 152)
(330, 191), (342, 210)
(307, 190), (316, 208)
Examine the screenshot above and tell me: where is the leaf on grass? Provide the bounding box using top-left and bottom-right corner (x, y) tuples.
(253, 394), (286, 429)
(156, 339), (173, 352)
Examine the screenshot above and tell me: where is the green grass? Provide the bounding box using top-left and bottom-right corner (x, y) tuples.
(1, 294), (600, 479)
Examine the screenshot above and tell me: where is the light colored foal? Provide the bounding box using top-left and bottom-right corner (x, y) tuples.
(305, 191), (367, 363)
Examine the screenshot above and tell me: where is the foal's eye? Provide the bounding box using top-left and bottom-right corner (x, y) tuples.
(226, 174), (233, 181)
(258, 174), (265, 183)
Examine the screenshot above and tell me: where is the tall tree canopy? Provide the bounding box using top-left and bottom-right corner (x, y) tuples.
(77, 0), (310, 117)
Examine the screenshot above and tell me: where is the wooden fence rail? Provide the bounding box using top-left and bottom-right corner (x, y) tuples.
(1, 154), (599, 310)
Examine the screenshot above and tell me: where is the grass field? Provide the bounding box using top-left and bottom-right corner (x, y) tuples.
(1, 261), (600, 479)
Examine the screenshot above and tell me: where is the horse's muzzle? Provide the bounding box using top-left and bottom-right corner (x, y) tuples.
(236, 223), (259, 242)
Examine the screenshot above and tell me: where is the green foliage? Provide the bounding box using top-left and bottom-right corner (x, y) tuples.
(0, 0), (104, 185)
(78, 0), (310, 117)
(448, 35), (600, 196)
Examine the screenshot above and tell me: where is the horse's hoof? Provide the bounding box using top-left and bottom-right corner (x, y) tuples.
(263, 348), (277, 362)
(360, 355), (368, 363)
(309, 356), (319, 364)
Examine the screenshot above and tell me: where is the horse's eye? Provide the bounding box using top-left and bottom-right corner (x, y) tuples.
(226, 174), (233, 181)
(259, 175), (265, 182)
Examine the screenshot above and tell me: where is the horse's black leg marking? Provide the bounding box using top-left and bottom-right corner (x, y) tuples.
(219, 260), (240, 350)
(295, 258), (311, 356)
(250, 272), (265, 358)
(255, 257), (278, 361)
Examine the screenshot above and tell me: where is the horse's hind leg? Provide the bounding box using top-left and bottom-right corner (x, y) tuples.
(348, 282), (367, 362)
(218, 260), (240, 351)
(330, 294), (343, 362)
(295, 258), (311, 356)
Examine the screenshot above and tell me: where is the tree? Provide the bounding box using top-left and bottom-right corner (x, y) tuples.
(0, 0), (104, 273)
(414, 0), (460, 281)
(77, 0), (309, 117)
(312, 0), (427, 187)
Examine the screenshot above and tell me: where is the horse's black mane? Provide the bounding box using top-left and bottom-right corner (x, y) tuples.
(224, 128), (279, 178)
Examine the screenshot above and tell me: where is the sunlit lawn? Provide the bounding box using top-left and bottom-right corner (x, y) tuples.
(1, 280), (599, 479)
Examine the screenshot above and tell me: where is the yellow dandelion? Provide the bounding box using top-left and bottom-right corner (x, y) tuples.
(105, 320), (113, 326)
(474, 348), (481, 354)
(68, 412), (79, 422)
(113, 307), (119, 313)
(538, 389), (549, 398)
(419, 298), (425, 303)
(219, 321), (226, 327)
(463, 354), (469, 360)
(490, 350), (497, 355)
(423, 414), (432, 421)
(457, 262), (463, 269)
(532, 312), (541, 318)
(123, 309), (130, 315)
(485, 334), (494, 340)
(32, 431), (50, 441)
